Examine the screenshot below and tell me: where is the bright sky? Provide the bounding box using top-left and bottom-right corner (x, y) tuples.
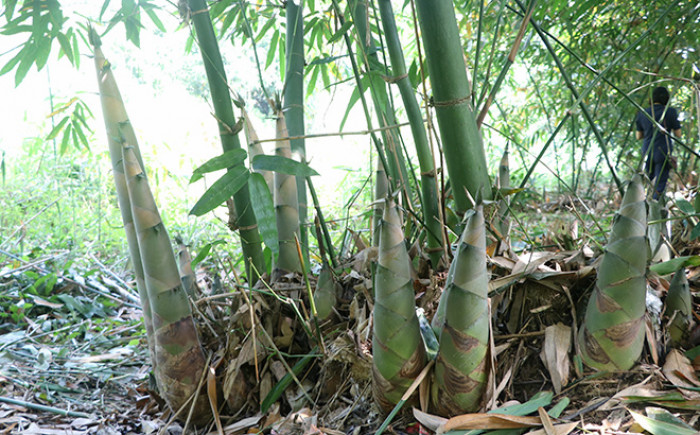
(0, 2), (375, 215)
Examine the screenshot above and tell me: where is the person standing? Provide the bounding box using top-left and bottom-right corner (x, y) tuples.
(635, 86), (682, 200)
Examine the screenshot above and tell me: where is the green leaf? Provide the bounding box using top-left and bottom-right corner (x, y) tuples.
(190, 149), (247, 183)
(73, 122), (89, 150)
(256, 14), (276, 42)
(675, 199), (695, 215)
(34, 37), (53, 71)
(629, 410), (696, 435)
(46, 117), (69, 140)
(14, 44), (37, 86)
(266, 28), (279, 69)
(308, 53), (347, 66)
(191, 240), (226, 268)
(307, 63), (320, 96)
(99, 0), (112, 20)
(220, 5), (239, 36)
(252, 155), (319, 177)
(60, 124), (72, 154)
(1, 24), (33, 36)
(4, 0), (18, 21)
(260, 352), (315, 413)
(56, 32), (74, 63)
(328, 19), (352, 44)
(686, 345), (700, 361)
(649, 256), (700, 276)
(248, 173), (278, 257)
(71, 31), (80, 68)
(190, 166), (250, 216)
(0, 48), (24, 76)
(339, 74), (368, 131)
(690, 222), (700, 241)
(144, 7), (166, 32)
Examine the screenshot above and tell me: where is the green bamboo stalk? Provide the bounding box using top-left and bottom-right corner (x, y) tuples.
(122, 144), (209, 421)
(350, 0), (411, 194)
(377, 0), (444, 267)
(90, 32), (154, 365)
(307, 177), (338, 268)
(415, 0), (493, 214)
(578, 175), (647, 371)
(666, 268), (691, 347)
(274, 107), (302, 275)
(373, 197), (426, 412)
(284, 0), (309, 265)
(328, 0), (395, 207)
(475, 0), (536, 127)
(432, 206), (489, 415)
(186, 0), (265, 283)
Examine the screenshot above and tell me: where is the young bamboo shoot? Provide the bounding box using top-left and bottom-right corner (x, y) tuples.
(373, 197), (426, 412)
(578, 175), (647, 371)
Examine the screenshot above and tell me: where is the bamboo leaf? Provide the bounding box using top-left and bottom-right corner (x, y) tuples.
(190, 166), (250, 216)
(649, 256), (700, 276)
(266, 29), (279, 69)
(59, 124), (72, 154)
(73, 122), (89, 150)
(676, 199), (694, 215)
(252, 155), (319, 177)
(629, 410), (697, 435)
(71, 32), (80, 68)
(308, 53), (347, 66)
(0, 48), (24, 76)
(260, 353), (314, 413)
(99, 0), (112, 20)
(690, 222), (700, 241)
(14, 44), (36, 86)
(328, 19), (352, 43)
(35, 37), (52, 71)
(189, 149), (248, 183)
(248, 172), (278, 257)
(3, 0), (18, 21)
(56, 32), (74, 63)
(339, 74), (368, 131)
(46, 117), (69, 140)
(143, 7), (166, 33)
(191, 240), (226, 268)
(307, 63), (320, 96)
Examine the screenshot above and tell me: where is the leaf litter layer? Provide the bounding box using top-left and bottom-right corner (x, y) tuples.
(2, 186), (700, 434)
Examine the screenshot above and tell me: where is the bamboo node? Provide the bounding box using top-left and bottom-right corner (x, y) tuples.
(383, 73), (408, 84)
(431, 96), (470, 107)
(191, 8), (209, 16)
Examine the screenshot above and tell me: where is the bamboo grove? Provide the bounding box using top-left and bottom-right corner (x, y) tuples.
(2, 0), (699, 425)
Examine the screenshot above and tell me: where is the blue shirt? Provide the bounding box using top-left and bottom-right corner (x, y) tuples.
(636, 104), (681, 162)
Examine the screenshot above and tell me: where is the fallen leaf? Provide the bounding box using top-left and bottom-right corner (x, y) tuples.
(539, 323), (571, 394)
(437, 413), (542, 434)
(211, 415), (262, 434)
(525, 422), (579, 435)
(663, 349), (700, 399)
(537, 406), (556, 435)
(413, 408), (448, 432)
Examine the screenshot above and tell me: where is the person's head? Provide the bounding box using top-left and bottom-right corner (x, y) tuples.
(652, 86), (670, 105)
